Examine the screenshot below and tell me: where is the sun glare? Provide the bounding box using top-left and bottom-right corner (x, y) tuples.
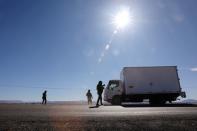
(113, 8), (131, 29)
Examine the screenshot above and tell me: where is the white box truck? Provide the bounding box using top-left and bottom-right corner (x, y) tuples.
(104, 66), (186, 105)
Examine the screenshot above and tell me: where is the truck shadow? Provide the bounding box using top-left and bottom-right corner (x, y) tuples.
(121, 103), (197, 108)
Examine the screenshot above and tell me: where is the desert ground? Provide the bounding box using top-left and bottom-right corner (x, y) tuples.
(0, 102), (197, 131)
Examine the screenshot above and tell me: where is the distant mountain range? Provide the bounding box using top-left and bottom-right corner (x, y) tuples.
(0, 100), (23, 103)
(0, 99), (197, 104)
(0, 100), (88, 104)
(181, 99), (197, 104)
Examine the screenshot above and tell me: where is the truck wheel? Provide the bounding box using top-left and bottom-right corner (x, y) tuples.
(112, 96), (122, 105)
(149, 98), (166, 106)
(149, 99), (156, 106)
(159, 99), (166, 105)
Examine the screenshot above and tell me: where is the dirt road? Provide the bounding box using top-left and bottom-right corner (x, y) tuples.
(0, 103), (197, 131)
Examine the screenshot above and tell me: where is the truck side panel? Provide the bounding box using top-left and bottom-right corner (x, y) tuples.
(122, 66), (181, 95)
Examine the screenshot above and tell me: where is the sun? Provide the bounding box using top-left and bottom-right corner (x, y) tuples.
(113, 8), (131, 29)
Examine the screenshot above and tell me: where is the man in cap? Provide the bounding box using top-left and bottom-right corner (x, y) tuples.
(96, 81), (105, 106)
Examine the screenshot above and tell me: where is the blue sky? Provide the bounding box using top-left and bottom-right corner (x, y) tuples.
(0, 0), (197, 101)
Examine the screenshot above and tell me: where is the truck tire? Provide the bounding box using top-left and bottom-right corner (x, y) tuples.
(149, 97), (166, 106)
(112, 96), (122, 105)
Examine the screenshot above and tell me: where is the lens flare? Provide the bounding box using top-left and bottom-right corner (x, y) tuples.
(98, 7), (133, 63)
(113, 8), (131, 29)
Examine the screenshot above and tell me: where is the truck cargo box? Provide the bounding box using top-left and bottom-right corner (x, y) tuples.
(120, 66), (181, 95)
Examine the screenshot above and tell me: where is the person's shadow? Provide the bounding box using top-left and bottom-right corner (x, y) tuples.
(89, 105), (100, 108)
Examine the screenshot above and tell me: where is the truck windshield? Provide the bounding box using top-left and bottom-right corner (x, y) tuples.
(108, 81), (119, 90)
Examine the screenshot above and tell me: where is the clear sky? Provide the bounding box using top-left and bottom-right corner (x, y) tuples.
(0, 0), (197, 101)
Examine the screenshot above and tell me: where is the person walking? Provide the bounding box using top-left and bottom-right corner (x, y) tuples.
(42, 90), (47, 104)
(96, 81), (105, 107)
(86, 89), (93, 105)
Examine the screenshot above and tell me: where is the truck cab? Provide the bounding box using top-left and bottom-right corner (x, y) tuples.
(104, 80), (123, 105)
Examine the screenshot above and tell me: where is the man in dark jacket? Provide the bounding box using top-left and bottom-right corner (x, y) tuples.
(96, 81), (105, 106)
(86, 89), (93, 105)
(42, 90), (47, 104)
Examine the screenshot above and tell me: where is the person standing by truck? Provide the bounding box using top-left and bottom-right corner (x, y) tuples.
(86, 89), (93, 105)
(42, 90), (47, 105)
(96, 81), (105, 107)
